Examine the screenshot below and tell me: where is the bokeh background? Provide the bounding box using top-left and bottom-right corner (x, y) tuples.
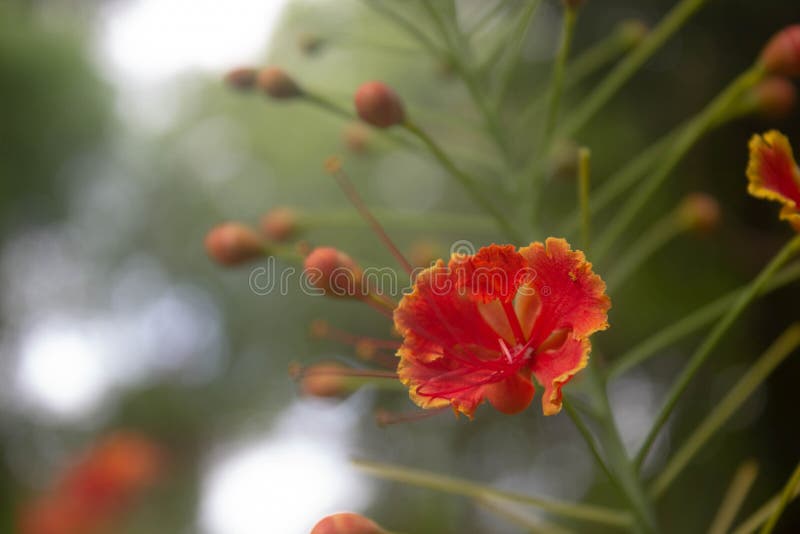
(1, 0), (799, 532)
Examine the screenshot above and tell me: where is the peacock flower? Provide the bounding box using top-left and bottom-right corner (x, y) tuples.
(394, 238), (610, 418)
(747, 130), (800, 231)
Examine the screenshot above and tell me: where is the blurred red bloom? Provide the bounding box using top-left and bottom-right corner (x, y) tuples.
(394, 238), (610, 418)
(747, 130), (800, 231)
(19, 432), (162, 534)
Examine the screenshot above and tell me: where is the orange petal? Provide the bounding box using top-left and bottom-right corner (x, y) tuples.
(747, 130), (800, 228)
(450, 244), (527, 303)
(519, 238), (610, 345)
(532, 335), (590, 416)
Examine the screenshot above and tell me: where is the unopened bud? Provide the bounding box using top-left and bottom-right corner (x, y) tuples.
(354, 81), (406, 128)
(677, 193), (721, 235)
(205, 222), (265, 266)
(750, 77), (796, 119)
(760, 25), (800, 77)
(343, 122), (372, 154)
(298, 33), (325, 56)
(257, 67), (303, 99)
(311, 513), (388, 534)
(618, 19), (648, 47)
(224, 67), (258, 91)
(304, 247), (364, 297)
(296, 363), (350, 398)
(259, 207), (299, 242)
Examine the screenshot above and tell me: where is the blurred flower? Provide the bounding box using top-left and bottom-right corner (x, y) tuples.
(19, 432), (162, 534)
(394, 239), (610, 418)
(676, 193), (721, 235)
(259, 206), (299, 242)
(257, 66), (303, 99)
(310, 512), (388, 534)
(205, 222), (266, 266)
(746, 130), (800, 231)
(354, 81), (406, 128)
(303, 247), (364, 298)
(224, 67), (258, 91)
(760, 25), (800, 77)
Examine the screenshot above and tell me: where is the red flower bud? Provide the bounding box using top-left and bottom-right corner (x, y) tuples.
(257, 67), (303, 99)
(760, 25), (800, 77)
(259, 207), (298, 242)
(311, 513), (388, 534)
(677, 193), (721, 235)
(224, 67), (258, 91)
(204, 222), (265, 266)
(751, 77), (796, 119)
(303, 247), (364, 297)
(354, 81), (406, 128)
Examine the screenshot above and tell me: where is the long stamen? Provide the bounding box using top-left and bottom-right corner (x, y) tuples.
(325, 156), (414, 275)
(501, 300), (526, 345)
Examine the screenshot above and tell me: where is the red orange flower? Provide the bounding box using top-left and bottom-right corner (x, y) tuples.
(747, 130), (800, 231)
(394, 238), (610, 418)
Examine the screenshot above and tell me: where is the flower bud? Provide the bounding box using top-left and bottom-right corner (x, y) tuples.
(354, 81), (406, 128)
(760, 25), (800, 77)
(342, 122), (372, 154)
(676, 193), (721, 235)
(293, 362), (350, 398)
(311, 513), (388, 534)
(257, 67), (303, 99)
(304, 247), (364, 297)
(618, 19), (648, 47)
(224, 67), (258, 91)
(205, 222), (265, 266)
(750, 77), (796, 119)
(259, 207), (299, 242)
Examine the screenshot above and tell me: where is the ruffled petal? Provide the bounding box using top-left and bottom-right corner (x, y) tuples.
(531, 335), (590, 416)
(451, 244), (528, 303)
(519, 238), (610, 345)
(747, 130), (800, 228)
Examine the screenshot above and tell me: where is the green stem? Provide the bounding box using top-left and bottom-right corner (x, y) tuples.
(634, 234), (800, 470)
(360, 0), (444, 57)
(517, 26), (634, 133)
(760, 460), (800, 534)
(561, 0), (712, 137)
(584, 367), (658, 532)
(352, 459), (633, 527)
(708, 460), (760, 534)
(577, 148), (592, 252)
(541, 5), (578, 150)
(475, 497), (572, 534)
(403, 120), (522, 242)
(650, 325), (800, 498)
(562, 396), (621, 495)
(465, 0), (506, 37)
(593, 66), (764, 261)
(607, 262), (800, 379)
(492, 0), (544, 108)
(606, 212), (685, 292)
(730, 480), (800, 534)
(300, 209), (498, 233)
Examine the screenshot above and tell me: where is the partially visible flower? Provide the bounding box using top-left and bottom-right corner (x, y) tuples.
(354, 81), (406, 128)
(19, 432), (162, 534)
(747, 130), (800, 231)
(311, 512), (388, 534)
(760, 25), (800, 77)
(394, 239), (610, 418)
(677, 193), (721, 235)
(257, 67), (303, 99)
(205, 222), (266, 266)
(260, 206), (299, 242)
